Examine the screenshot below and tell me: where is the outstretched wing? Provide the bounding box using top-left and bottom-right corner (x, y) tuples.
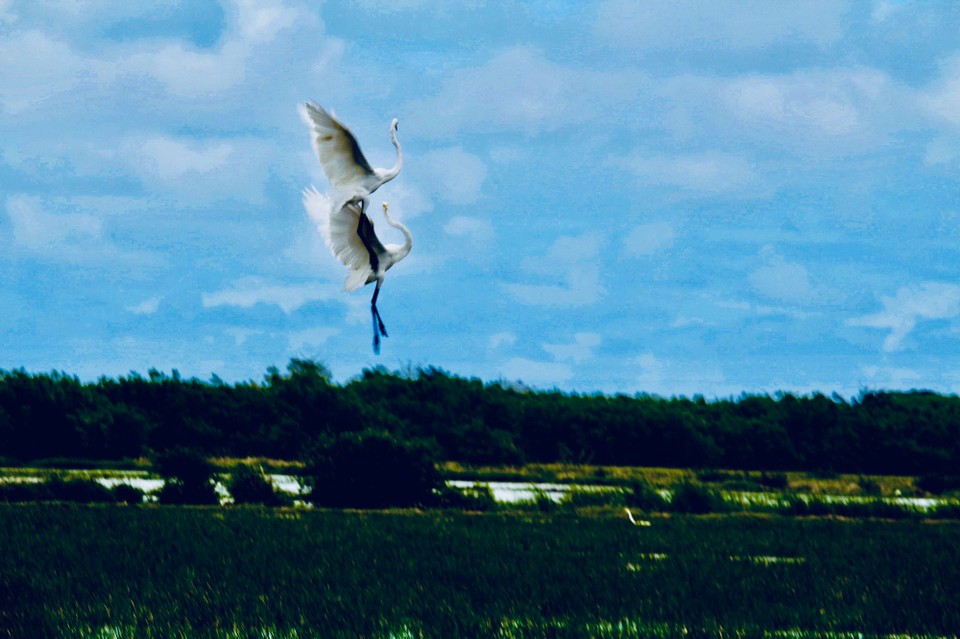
(300, 102), (375, 190)
(302, 187), (377, 290)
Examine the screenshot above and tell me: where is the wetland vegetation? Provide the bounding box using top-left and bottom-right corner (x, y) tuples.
(2, 506), (959, 638)
(3, 360), (960, 637)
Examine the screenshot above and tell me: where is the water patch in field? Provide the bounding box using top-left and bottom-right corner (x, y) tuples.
(447, 480), (617, 503)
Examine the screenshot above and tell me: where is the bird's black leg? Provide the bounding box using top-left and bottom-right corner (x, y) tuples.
(370, 278), (388, 355)
(371, 278), (388, 337)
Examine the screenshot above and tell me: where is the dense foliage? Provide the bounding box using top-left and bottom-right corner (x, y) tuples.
(2, 359), (960, 474)
(2, 506), (959, 637)
(304, 430), (441, 508)
(154, 448), (219, 505)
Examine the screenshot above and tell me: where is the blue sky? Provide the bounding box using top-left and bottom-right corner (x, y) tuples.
(2, 0), (960, 397)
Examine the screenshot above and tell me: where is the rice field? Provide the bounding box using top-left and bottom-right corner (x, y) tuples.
(1, 505), (958, 638)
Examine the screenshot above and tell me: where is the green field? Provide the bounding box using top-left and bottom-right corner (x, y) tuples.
(1, 505), (959, 638)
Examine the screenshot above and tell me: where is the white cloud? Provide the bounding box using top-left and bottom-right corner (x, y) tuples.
(505, 269), (602, 307)
(121, 135), (271, 203)
(623, 222), (674, 257)
(7, 194), (101, 251)
(921, 55), (960, 129)
(135, 137), (234, 180)
(924, 136), (960, 166)
(0, 0), (15, 24)
(504, 233), (606, 307)
(489, 146), (528, 164)
(871, 0), (906, 23)
(719, 68), (899, 152)
(444, 216), (493, 244)
(594, 0), (847, 50)
(500, 357), (573, 388)
(634, 352), (728, 397)
(622, 152), (758, 195)
(225, 327), (261, 345)
(859, 365), (922, 390)
(3, 195), (158, 267)
(543, 333), (601, 363)
(849, 282), (960, 352)
(716, 298), (810, 320)
(636, 353), (665, 391)
(123, 41), (248, 97)
(233, 0), (301, 43)
(488, 332), (516, 349)
(417, 147), (488, 205)
(670, 316), (708, 329)
(201, 277), (334, 314)
(407, 46), (642, 137)
(0, 30), (93, 113)
(287, 327), (340, 350)
(127, 297), (161, 315)
(748, 245), (815, 304)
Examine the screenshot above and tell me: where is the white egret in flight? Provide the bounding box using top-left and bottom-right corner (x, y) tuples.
(303, 188), (412, 354)
(300, 102), (402, 218)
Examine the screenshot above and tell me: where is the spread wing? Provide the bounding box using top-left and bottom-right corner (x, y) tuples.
(300, 102), (375, 190)
(302, 187), (376, 290)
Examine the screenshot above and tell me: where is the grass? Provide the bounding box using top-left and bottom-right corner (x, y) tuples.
(2, 505), (959, 638)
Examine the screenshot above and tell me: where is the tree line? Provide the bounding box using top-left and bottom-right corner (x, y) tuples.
(1, 359), (959, 475)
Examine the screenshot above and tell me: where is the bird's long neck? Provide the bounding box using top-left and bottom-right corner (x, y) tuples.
(383, 208), (412, 259)
(383, 125), (403, 181)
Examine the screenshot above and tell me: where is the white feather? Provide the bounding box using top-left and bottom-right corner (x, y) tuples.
(299, 102), (402, 211)
(299, 102), (374, 191)
(302, 187), (373, 291)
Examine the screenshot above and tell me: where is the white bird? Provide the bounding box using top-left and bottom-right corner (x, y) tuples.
(303, 188), (413, 354)
(300, 101), (402, 219)
(625, 507), (652, 526)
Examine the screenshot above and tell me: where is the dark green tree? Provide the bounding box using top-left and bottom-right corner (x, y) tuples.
(304, 430), (441, 508)
(154, 448), (219, 505)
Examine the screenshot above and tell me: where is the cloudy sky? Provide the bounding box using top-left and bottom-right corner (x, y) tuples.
(2, 0), (960, 397)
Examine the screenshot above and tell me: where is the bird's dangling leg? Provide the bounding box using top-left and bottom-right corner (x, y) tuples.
(370, 278), (388, 355)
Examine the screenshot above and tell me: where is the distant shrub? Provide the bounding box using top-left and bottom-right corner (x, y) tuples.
(667, 482), (726, 514)
(721, 480), (765, 491)
(304, 430), (441, 509)
(842, 500), (915, 519)
(782, 496), (919, 520)
(563, 488), (625, 508)
(531, 487), (557, 513)
(696, 469), (732, 484)
(916, 473), (960, 495)
(228, 464), (288, 506)
(46, 476), (115, 503)
(858, 477), (882, 496)
(32, 458), (107, 470)
(0, 481), (49, 502)
(435, 483), (497, 511)
(154, 448), (219, 505)
(0, 477), (128, 504)
(758, 472), (789, 490)
(810, 468), (839, 480)
(111, 483), (145, 504)
(931, 503), (960, 519)
(624, 480), (667, 512)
